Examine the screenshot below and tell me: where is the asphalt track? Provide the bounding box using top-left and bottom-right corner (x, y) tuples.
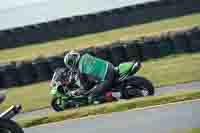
(14, 81), (200, 120)
(24, 99), (200, 133)
(0, 0), (157, 30)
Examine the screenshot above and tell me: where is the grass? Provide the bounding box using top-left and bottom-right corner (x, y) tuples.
(0, 12), (200, 63)
(17, 89), (200, 128)
(139, 53), (200, 87)
(176, 128), (200, 133)
(1, 52), (200, 113)
(1, 82), (50, 112)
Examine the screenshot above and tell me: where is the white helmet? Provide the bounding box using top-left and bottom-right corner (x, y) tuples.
(64, 50), (80, 70)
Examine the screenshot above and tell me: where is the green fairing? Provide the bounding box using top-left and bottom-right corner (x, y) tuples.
(50, 87), (57, 96)
(59, 97), (65, 109)
(50, 87), (65, 109)
(117, 62), (133, 76)
(50, 86), (62, 97)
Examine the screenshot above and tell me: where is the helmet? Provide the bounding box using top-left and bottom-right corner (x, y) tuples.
(64, 50), (80, 70)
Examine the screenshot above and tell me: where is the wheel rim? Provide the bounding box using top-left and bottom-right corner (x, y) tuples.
(0, 128), (11, 133)
(55, 102), (64, 110)
(140, 88), (149, 96)
(126, 85), (149, 97)
(52, 98), (64, 111)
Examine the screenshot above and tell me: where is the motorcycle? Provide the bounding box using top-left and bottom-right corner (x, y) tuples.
(0, 93), (24, 133)
(50, 60), (155, 112)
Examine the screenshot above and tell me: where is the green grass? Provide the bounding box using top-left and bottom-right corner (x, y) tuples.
(139, 53), (200, 87)
(0, 13), (200, 63)
(17, 89), (200, 128)
(177, 128), (200, 133)
(1, 53), (200, 113)
(1, 82), (50, 112)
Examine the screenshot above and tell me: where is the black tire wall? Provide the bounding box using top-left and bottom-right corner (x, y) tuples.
(1, 0), (200, 49)
(32, 58), (52, 82)
(0, 68), (5, 89)
(47, 56), (65, 73)
(16, 61), (37, 85)
(169, 30), (191, 53)
(0, 63), (20, 88)
(110, 42), (127, 65)
(0, 26), (200, 88)
(94, 47), (113, 62)
(124, 40), (141, 61)
(186, 27), (200, 52)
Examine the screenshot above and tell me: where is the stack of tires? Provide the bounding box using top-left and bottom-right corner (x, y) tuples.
(0, 63), (19, 88)
(94, 46), (113, 63)
(0, 26), (200, 89)
(156, 34), (174, 57)
(124, 40), (141, 61)
(16, 61), (37, 85)
(169, 29), (191, 53)
(47, 55), (65, 73)
(79, 47), (96, 56)
(186, 27), (200, 52)
(109, 41), (127, 66)
(32, 57), (52, 82)
(0, 65), (6, 89)
(138, 37), (160, 60)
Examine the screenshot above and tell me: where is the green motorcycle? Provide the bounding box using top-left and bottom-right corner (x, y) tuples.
(50, 60), (154, 112)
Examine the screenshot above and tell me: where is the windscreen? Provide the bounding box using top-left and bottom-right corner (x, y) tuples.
(51, 68), (69, 87)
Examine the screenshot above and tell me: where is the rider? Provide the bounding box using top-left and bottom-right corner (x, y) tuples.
(64, 50), (115, 104)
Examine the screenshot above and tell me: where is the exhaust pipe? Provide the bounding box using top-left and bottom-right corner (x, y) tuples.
(0, 104), (22, 119)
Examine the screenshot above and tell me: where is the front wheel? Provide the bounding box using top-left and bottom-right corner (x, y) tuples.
(0, 119), (24, 133)
(122, 76), (154, 99)
(51, 97), (65, 112)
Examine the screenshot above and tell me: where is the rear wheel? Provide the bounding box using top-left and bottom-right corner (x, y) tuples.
(122, 76), (154, 99)
(0, 119), (24, 133)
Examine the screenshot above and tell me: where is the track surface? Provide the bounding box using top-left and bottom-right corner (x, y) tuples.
(24, 99), (200, 133)
(14, 81), (200, 120)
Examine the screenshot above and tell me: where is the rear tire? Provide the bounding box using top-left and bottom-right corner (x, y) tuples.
(122, 76), (154, 99)
(0, 119), (24, 133)
(51, 97), (65, 112)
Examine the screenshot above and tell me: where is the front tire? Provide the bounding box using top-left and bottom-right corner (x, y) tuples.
(0, 119), (24, 133)
(122, 76), (154, 99)
(51, 97), (65, 112)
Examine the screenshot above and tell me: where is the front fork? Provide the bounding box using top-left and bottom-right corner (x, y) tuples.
(57, 97), (66, 110)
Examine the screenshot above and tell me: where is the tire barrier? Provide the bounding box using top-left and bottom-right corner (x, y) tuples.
(156, 35), (174, 57)
(186, 27), (200, 52)
(0, 67), (5, 88)
(110, 42), (128, 65)
(0, 63), (19, 88)
(47, 55), (65, 73)
(124, 40), (141, 61)
(169, 30), (191, 53)
(15, 61), (37, 85)
(0, 26), (200, 88)
(139, 37), (160, 61)
(32, 57), (52, 82)
(93, 46), (113, 63)
(79, 47), (96, 56)
(1, 0), (200, 49)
